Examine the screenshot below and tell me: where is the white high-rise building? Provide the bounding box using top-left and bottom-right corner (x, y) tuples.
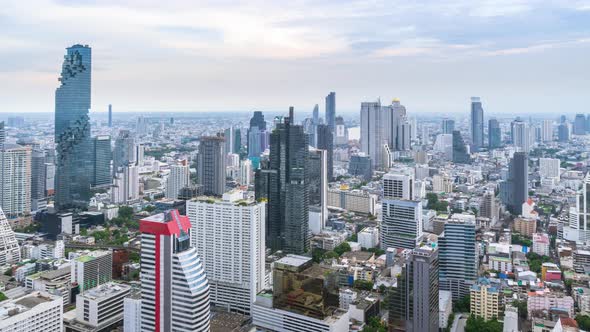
(140, 210), (211, 332)
(71, 250), (112, 293)
(512, 120), (532, 152)
(240, 159), (253, 186)
(0, 207), (20, 266)
(434, 134), (453, 159)
(124, 295), (142, 332)
(360, 101), (384, 169)
(187, 191), (265, 314)
(381, 170), (423, 250)
(539, 158), (560, 180)
(0, 144), (31, 219)
(165, 162), (190, 199)
(112, 165), (139, 204)
(542, 120), (553, 142)
(0, 291), (63, 332)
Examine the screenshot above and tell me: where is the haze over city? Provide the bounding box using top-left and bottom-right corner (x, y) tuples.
(1, 0), (590, 114)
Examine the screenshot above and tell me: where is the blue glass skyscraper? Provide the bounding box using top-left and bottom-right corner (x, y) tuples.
(54, 44), (92, 210)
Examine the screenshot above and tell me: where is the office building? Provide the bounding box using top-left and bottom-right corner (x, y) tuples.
(316, 124), (334, 181)
(31, 147), (47, 211)
(197, 135), (226, 196)
(0, 144), (31, 219)
(258, 108), (309, 254)
(136, 116), (147, 136)
(334, 116), (348, 146)
(470, 280), (500, 321)
(480, 191), (499, 223)
(360, 101), (384, 169)
(439, 218), (478, 301)
(309, 148), (329, 232)
(442, 118), (455, 134)
(55, 44), (93, 210)
(389, 247), (439, 332)
(0, 292), (63, 332)
(574, 114), (587, 135)
(380, 170), (423, 249)
(71, 250), (113, 292)
(470, 97), (484, 152)
(488, 118), (501, 149)
(326, 92), (336, 132)
(349, 154), (372, 180)
(187, 191), (265, 314)
(452, 131), (470, 164)
(224, 126), (241, 154)
(240, 158), (253, 186)
(500, 152), (529, 215)
(111, 165), (139, 204)
(0, 207), (20, 266)
(558, 122), (570, 142)
(166, 162), (190, 199)
(542, 120), (552, 142)
(140, 210), (211, 332)
(327, 187), (376, 215)
(67, 282), (131, 331)
(92, 135), (111, 187)
(247, 111), (268, 158)
(381, 98), (411, 152)
(26, 267), (71, 306)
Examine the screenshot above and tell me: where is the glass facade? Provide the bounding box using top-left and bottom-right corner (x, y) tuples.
(54, 44), (92, 210)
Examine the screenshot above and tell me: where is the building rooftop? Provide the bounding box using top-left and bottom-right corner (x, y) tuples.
(80, 282), (130, 301)
(0, 292), (60, 321)
(275, 254), (311, 268)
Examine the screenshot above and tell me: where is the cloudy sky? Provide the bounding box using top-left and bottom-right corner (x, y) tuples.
(1, 0), (589, 115)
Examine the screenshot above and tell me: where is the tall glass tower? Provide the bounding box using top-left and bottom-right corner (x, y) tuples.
(54, 44), (92, 210)
(470, 97), (484, 152)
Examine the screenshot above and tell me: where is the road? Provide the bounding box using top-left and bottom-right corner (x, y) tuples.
(451, 313), (467, 332)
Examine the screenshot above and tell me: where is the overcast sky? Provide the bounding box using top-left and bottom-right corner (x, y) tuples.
(1, 0), (589, 115)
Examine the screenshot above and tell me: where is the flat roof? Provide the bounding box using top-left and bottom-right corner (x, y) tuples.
(275, 254), (311, 268)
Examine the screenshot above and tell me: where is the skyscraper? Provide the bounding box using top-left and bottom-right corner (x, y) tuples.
(558, 122), (570, 142)
(136, 116), (147, 136)
(470, 97), (484, 152)
(31, 147), (47, 211)
(113, 130), (135, 176)
(439, 218), (478, 301)
(360, 101), (383, 169)
(488, 118), (501, 149)
(442, 118), (455, 134)
(574, 114), (586, 135)
(248, 111), (268, 158)
(452, 131), (470, 164)
(0, 207), (20, 266)
(316, 124), (333, 181)
(54, 44), (92, 210)
(511, 119), (532, 152)
(500, 152), (529, 215)
(312, 104), (319, 124)
(382, 99), (411, 151)
(224, 126), (241, 154)
(380, 170), (423, 250)
(187, 191), (265, 315)
(108, 104), (112, 128)
(140, 210), (211, 332)
(260, 107), (309, 254)
(111, 165), (139, 204)
(197, 135), (226, 196)
(92, 135), (111, 188)
(389, 247), (439, 332)
(325, 92), (336, 132)
(308, 148), (328, 233)
(0, 144), (31, 219)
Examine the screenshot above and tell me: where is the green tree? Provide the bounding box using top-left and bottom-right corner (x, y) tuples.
(334, 242), (352, 256)
(0, 292), (7, 301)
(353, 280), (374, 290)
(511, 300), (527, 319)
(465, 315), (502, 332)
(576, 315), (590, 331)
(454, 295), (470, 313)
(118, 206), (134, 219)
(361, 316), (387, 332)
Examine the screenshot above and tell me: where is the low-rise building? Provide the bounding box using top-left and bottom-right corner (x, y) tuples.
(527, 291), (574, 318)
(532, 233), (550, 256)
(439, 290), (453, 330)
(513, 218), (537, 237)
(358, 227), (379, 249)
(0, 291), (63, 332)
(327, 188), (376, 215)
(470, 280), (501, 321)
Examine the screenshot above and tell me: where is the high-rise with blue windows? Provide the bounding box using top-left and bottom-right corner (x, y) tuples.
(325, 92), (336, 132)
(470, 97), (484, 152)
(54, 44), (92, 210)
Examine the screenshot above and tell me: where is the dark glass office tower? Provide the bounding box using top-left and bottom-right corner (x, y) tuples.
(452, 131), (470, 164)
(470, 97), (484, 152)
(92, 136), (111, 187)
(108, 104), (112, 127)
(113, 130), (135, 175)
(441, 118), (455, 134)
(54, 44), (92, 210)
(325, 92), (336, 132)
(197, 135), (226, 196)
(316, 124), (333, 181)
(264, 107), (309, 254)
(500, 152), (529, 214)
(488, 118), (501, 149)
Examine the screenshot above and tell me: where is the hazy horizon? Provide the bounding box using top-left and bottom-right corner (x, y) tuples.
(1, 1), (589, 114)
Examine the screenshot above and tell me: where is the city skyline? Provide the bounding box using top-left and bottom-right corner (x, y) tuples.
(1, 1), (589, 114)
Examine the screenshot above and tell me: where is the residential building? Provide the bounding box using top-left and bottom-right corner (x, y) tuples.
(513, 218), (537, 237)
(0, 144), (31, 219)
(92, 135), (111, 187)
(358, 227), (379, 249)
(54, 44), (93, 210)
(166, 162), (190, 199)
(112, 165), (139, 204)
(488, 118), (501, 149)
(532, 233), (550, 256)
(452, 131), (470, 164)
(124, 293), (141, 332)
(327, 188), (376, 215)
(360, 101), (383, 169)
(480, 191), (499, 223)
(470, 281), (500, 321)
(0, 292), (63, 332)
(527, 292), (574, 318)
(511, 119), (532, 152)
(574, 114), (586, 135)
(558, 122), (570, 142)
(539, 158), (560, 180)
(442, 118), (455, 134)
(113, 130), (136, 175)
(140, 210), (211, 332)
(542, 120), (553, 142)
(187, 191), (265, 315)
(197, 135), (226, 196)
